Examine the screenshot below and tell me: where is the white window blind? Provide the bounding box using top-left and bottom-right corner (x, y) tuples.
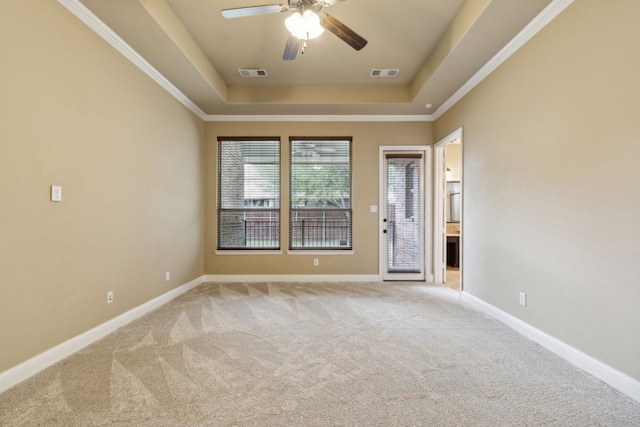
(217, 138), (280, 249)
(289, 138), (352, 250)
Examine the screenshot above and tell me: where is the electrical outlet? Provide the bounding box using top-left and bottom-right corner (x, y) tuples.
(519, 292), (526, 306)
(313, 258), (319, 267)
(165, 271), (170, 281)
(107, 291), (113, 304)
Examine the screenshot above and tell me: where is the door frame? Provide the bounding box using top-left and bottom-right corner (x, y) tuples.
(433, 128), (463, 285)
(379, 146), (432, 281)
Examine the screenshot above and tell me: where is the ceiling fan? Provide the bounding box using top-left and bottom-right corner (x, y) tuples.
(221, 0), (367, 60)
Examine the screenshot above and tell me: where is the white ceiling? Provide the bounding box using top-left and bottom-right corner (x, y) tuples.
(70, 0), (555, 118)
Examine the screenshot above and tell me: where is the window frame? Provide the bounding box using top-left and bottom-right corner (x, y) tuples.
(288, 137), (353, 251)
(216, 137), (281, 251)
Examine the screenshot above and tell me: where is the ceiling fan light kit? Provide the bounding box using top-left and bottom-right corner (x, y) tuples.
(285, 10), (324, 40)
(221, 0), (367, 61)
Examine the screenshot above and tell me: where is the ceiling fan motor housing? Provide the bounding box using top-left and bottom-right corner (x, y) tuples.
(289, 0), (321, 12)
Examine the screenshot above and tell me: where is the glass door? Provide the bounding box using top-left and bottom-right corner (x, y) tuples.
(381, 151), (425, 281)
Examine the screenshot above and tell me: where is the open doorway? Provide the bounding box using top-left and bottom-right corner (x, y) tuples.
(434, 128), (462, 291)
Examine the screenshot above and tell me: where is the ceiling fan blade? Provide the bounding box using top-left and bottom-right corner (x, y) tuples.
(221, 4), (288, 19)
(317, 0), (348, 6)
(320, 14), (367, 51)
(283, 35), (301, 61)
(312, 0), (347, 12)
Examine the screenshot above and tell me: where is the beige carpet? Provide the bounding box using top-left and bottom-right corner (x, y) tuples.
(1, 281), (639, 426)
(445, 267), (460, 291)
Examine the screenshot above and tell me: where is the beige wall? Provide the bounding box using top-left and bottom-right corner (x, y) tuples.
(5, 0), (637, 393)
(0, 1), (205, 372)
(205, 121), (432, 275)
(435, 0), (640, 381)
(445, 144), (461, 182)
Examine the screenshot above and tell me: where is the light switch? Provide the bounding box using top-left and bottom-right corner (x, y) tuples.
(51, 185), (62, 202)
(369, 205), (378, 213)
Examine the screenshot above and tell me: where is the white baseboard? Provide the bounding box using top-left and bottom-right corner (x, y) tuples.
(204, 274), (381, 283)
(461, 291), (640, 403)
(0, 275), (205, 394)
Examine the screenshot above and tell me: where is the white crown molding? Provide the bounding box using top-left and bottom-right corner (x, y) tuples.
(461, 291), (640, 404)
(204, 115), (434, 122)
(56, 0), (432, 123)
(56, 0), (207, 120)
(204, 274), (380, 283)
(59, 0), (572, 122)
(433, 0), (574, 120)
(0, 275), (205, 394)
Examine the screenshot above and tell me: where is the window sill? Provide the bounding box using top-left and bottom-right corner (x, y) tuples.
(286, 250), (354, 256)
(214, 250), (354, 256)
(214, 250), (283, 256)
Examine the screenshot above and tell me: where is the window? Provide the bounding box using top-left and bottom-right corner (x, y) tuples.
(217, 138), (280, 249)
(289, 138), (352, 250)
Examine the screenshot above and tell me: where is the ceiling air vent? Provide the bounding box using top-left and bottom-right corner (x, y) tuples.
(238, 69), (268, 77)
(370, 69), (399, 77)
